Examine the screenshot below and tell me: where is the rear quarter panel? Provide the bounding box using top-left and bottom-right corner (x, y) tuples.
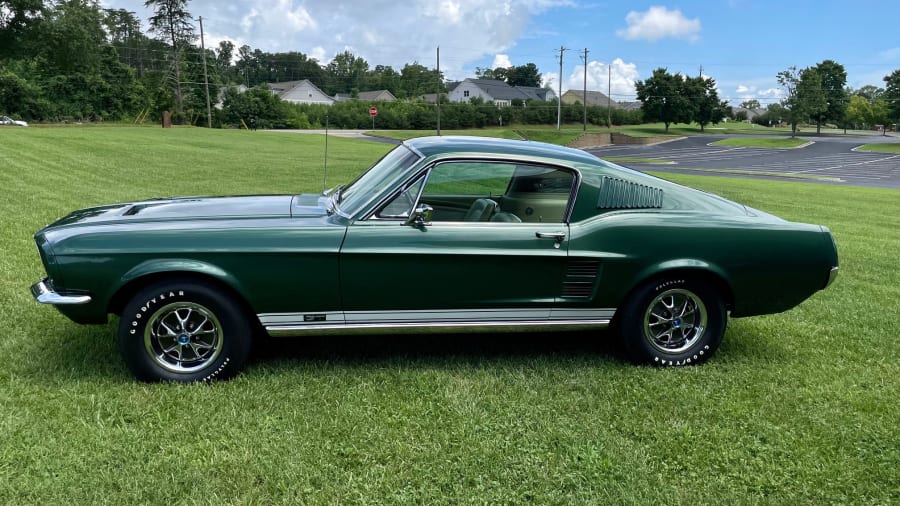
(568, 211), (834, 316)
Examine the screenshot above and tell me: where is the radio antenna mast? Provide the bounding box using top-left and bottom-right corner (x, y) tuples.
(322, 113), (329, 192)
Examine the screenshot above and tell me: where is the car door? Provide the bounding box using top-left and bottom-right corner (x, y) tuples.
(339, 160), (576, 325)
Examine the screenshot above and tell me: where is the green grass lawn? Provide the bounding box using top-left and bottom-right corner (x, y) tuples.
(856, 143), (900, 153)
(0, 127), (898, 504)
(711, 137), (810, 148)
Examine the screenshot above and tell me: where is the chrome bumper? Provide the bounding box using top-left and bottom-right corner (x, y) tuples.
(825, 266), (839, 288)
(31, 278), (92, 305)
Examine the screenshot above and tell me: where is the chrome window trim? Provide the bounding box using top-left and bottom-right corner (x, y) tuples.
(359, 157), (581, 224)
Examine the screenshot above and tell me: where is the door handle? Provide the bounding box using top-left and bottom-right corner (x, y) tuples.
(536, 231), (566, 249)
(535, 231), (566, 240)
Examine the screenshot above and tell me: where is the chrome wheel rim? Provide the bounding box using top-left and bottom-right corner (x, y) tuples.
(144, 302), (223, 373)
(643, 288), (707, 354)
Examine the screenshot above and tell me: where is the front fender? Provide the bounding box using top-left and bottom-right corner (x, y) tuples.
(117, 258), (249, 301)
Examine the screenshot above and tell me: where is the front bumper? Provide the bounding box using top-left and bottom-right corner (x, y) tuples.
(31, 278), (92, 305)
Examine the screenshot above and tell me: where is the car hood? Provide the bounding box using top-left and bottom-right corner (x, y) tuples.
(43, 194), (328, 228)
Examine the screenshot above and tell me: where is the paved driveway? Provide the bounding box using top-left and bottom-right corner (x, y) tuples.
(586, 134), (900, 189)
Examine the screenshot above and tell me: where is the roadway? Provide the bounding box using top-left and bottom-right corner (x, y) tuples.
(585, 134), (900, 189)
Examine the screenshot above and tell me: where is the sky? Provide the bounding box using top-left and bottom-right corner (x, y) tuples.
(100, 0), (900, 105)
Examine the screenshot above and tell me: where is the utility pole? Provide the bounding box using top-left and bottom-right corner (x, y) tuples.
(581, 48), (589, 131)
(699, 64), (703, 79)
(556, 46), (568, 130)
(436, 46), (441, 136)
(199, 16), (212, 128)
(607, 64), (612, 128)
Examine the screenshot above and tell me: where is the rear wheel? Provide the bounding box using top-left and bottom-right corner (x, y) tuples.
(117, 279), (252, 382)
(617, 277), (726, 366)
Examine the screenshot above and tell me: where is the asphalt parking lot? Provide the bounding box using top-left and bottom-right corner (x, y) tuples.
(586, 134), (900, 189)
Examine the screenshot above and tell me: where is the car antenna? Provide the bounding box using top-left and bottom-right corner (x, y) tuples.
(322, 112), (329, 192)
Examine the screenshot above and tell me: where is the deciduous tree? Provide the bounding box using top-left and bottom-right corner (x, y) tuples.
(812, 59), (848, 133)
(777, 66), (827, 136)
(636, 68), (691, 132)
(145, 0), (195, 123)
(883, 69), (900, 123)
(687, 76), (727, 132)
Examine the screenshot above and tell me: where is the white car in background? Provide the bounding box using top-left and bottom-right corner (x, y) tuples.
(0, 115), (28, 127)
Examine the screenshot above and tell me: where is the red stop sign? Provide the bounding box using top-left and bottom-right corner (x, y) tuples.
(369, 107), (378, 117)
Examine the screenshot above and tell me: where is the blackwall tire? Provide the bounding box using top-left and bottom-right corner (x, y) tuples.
(618, 277), (727, 366)
(117, 279), (252, 382)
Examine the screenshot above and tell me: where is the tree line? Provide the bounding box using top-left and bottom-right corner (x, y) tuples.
(2, 1), (898, 131)
(736, 63), (900, 134)
(0, 0), (555, 127)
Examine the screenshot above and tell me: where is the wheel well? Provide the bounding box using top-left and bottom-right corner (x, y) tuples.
(627, 269), (735, 311)
(108, 272), (260, 327)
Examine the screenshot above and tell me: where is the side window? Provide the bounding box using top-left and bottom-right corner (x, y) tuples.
(418, 161), (515, 223)
(423, 162), (514, 196)
(371, 161), (577, 224)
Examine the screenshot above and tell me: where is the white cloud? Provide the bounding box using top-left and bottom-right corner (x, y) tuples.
(542, 71), (559, 90)
(492, 54), (513, 69)
(616, 6), (701, 42)
(310, 46), (327, 63)
(728, 83), (784, 106)
(878, 47), (900, 62)
(565, 58), (640, 101)
(97, 0), (574, 77)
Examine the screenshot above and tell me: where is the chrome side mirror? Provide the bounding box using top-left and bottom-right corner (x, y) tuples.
(406, 204), (433, 226)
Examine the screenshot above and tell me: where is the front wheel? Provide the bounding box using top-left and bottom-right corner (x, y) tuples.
(617, 277), (727, 366)
(117, 279), (252, 382)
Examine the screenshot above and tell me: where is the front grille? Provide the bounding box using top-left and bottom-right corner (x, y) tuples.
(562, 260), (599, 298)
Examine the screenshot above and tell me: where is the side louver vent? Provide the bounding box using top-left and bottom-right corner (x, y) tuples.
(562, 260), (599, 298)
(597, 176), (664, 209)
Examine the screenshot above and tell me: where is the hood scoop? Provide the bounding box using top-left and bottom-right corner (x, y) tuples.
(597, 176), (664, 209)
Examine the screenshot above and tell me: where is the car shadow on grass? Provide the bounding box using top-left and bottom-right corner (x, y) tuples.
(249, 329), (626, 369)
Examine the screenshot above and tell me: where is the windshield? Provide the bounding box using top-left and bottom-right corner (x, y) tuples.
(338, 144), (421, 216)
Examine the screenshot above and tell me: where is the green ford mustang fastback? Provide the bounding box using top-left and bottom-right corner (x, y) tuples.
(31, 136), (839, 382)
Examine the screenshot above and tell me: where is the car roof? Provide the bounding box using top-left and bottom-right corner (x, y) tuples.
(403, 136), (604, 167)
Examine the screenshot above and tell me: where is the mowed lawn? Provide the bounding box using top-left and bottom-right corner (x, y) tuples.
(0, 127), (898, 504)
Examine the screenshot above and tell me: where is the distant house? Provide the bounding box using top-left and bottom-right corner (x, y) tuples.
(561, 89), (638, 110)
(561, 90), (613, 107)
(732, 107), (764, 121)
(267, 80), (334, 105)
(448, 79), (555, 106)
(214, 84), (248, 110)
(334, 90), (397, 102)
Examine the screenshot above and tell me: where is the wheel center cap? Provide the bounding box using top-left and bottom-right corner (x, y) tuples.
(177, 333), (190, 345)
(672, 318), (683, 329)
